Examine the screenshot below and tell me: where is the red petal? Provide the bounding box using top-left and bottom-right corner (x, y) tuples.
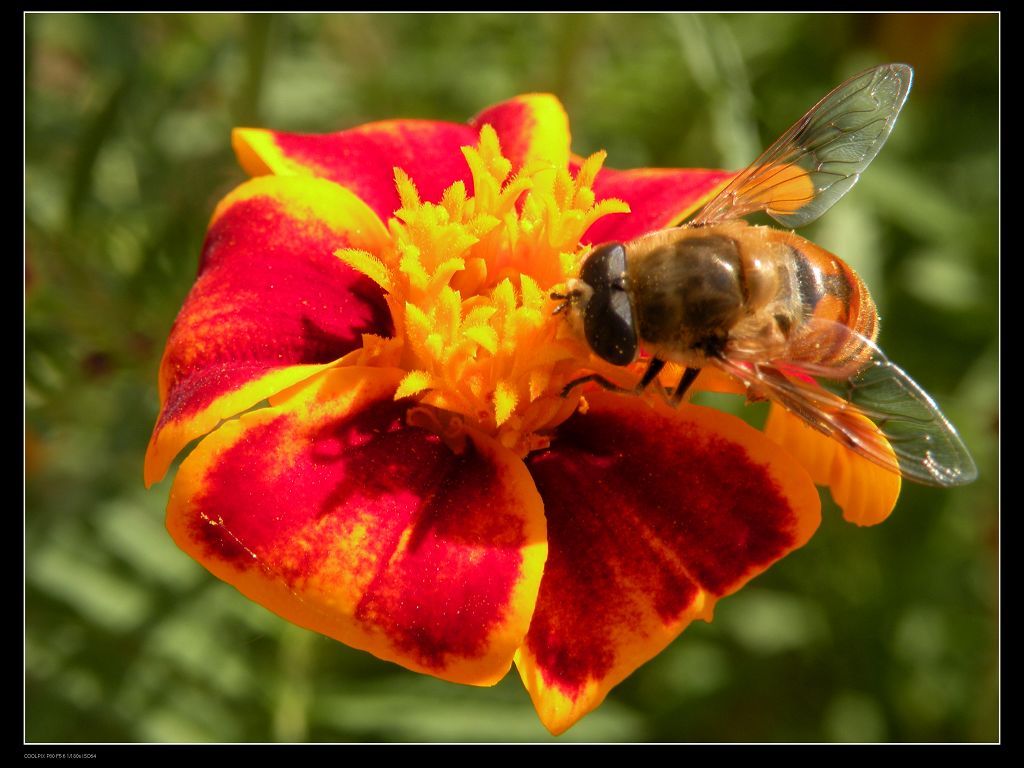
(580, 165), (734, 245)
(145, 177), (392, 486)
(233, 121), (479, 222)
(471, 93), (570, 173)
(167, 367), (548, 685)
(517, 392), (820, 734)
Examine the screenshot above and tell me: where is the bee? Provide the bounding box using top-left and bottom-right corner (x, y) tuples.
(553, 63), (977, 487)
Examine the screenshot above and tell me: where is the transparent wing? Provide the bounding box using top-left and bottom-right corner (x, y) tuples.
(714, 325), (977, 487)
(691, 63), (913, 229)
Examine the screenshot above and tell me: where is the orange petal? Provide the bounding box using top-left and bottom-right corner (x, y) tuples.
(167, 367), (548, 685)
(233, 120), (479, 222)
(764, 403), (901, 526)
(518, 392), (820, 734)
(669, 363), (747, 396)
(144, 176), (392, 487)
(471, 93), (571, 173)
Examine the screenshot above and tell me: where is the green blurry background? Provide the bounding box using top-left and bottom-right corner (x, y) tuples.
(25, 13), (998, 743)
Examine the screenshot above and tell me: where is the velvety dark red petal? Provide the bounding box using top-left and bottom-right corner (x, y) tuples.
(233, 121), (480, 222)
(167, 367), (548, 684)
(145, 176), (393, 486)
(470, 93), (570, 173)
(578, 164), (734, 245)
(517, 392), (820, 734)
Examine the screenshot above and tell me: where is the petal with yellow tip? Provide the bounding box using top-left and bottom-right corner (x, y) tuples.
(166, 367), (548, 685)
(471, 93), (571, 173)
(518, 392), (820, 734)
(233, 121), (480, 222)
(144, 176), (392, 487)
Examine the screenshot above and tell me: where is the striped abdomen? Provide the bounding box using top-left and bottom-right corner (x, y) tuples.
(782, 232), (878, 372)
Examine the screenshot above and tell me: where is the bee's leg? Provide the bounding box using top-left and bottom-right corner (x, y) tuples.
(670, 367), (701, 405)
(560, 358), (669, 399)
(634, 357), (666, 393)
(560, 374), (633, 398)
(638, 358), (685, 408)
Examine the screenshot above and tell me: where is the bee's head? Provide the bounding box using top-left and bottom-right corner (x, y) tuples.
(551, 242), (638, 366)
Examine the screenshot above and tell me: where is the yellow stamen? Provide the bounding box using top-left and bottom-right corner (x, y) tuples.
(395, 370), (435, 400)
(336, 124), (629, 456)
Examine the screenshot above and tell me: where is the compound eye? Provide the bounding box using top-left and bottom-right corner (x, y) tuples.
(580, 243), (638, 366)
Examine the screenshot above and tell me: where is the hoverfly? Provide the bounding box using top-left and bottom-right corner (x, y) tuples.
(553, 63), (977, 487)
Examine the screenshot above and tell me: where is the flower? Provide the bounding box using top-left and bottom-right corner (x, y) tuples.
(146, 94), (898, 735)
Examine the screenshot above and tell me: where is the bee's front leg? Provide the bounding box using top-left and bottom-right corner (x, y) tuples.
(670, 367), (701, 405)
(635, 358), (666, 392)
(560, 357), (669, 399)
(641, 361), (699, 407)
(560, 373), (633, 398)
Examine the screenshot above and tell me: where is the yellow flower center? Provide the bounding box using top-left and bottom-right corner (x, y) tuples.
(336, 125), (628, 456)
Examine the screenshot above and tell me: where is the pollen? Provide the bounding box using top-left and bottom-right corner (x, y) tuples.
(337, 125), (628, 455)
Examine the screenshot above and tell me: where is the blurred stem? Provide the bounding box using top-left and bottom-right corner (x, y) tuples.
(273, 624), (314, 742)
(550, 14), (589, 107)
(235, 14), (272, 126)
(65, 76), (131, 227)
(672, 14), (758, 169)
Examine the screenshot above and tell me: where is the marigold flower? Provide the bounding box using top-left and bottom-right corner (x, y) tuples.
(146, 94), (898, 735)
